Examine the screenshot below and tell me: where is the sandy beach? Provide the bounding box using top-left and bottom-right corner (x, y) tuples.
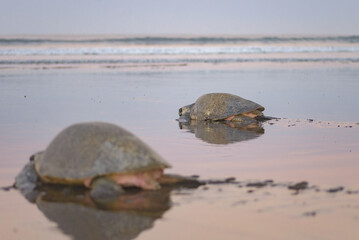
(1, 35), (359, 239)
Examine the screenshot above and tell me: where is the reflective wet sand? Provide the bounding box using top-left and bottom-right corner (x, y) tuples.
(1, 66), (359, 239)
(138, 184), (359, 240)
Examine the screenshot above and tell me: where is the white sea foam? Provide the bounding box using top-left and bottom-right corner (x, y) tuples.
(1, 35), (359, 67)
(1, 46), (359, 56)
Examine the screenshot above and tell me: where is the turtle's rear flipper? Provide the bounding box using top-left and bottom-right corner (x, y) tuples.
(158, 174), (204, 188)
(255, 115), (279, 122)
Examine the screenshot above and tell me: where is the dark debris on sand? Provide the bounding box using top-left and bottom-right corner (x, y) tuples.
(288, 181), (309, 191)
(205, 177), (238, 185)
(201, 178), (359, 196)
(326, 186), (344, 193)
(303, 211), (317, 217)
(0, 185), (14, 191)
(246, 180), (274, 188)
(347, 190), (359, 194)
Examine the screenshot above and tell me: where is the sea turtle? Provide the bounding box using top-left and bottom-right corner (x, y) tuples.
(179, 93), (270, 122)
(15, 122), (200, 199)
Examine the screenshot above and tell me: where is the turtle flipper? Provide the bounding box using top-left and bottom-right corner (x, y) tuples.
(158, 174), (204, 188)
(255, 115), (278, 121)
(90, 177), (124, 200)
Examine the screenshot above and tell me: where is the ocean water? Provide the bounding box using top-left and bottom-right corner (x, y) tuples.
(1, 35), (359, 67)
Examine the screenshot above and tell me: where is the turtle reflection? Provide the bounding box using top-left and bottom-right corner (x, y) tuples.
(179, 120), (264, 144)
(17, 183), (179, 240)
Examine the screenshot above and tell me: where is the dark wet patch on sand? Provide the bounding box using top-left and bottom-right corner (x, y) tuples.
(167, 177), (359, 224)
(265, 118), (359, 129)
(189, 177), (359, 196)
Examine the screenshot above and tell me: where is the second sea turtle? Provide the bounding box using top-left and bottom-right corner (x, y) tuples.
(179, 93), (269, 122)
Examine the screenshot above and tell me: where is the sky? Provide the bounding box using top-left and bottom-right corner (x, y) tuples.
(1, 0), (359, 35)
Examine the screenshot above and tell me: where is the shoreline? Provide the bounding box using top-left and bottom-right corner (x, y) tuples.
(2, 61), (359, 74)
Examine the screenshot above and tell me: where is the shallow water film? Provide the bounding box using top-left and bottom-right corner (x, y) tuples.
(1, 38), (359, 239)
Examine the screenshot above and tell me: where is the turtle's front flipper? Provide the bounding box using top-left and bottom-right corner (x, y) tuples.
(90, 177), (124, 200)
(158, 174), (204, 188)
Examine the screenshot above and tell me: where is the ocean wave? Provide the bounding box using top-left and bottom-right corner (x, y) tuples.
(1, 35), (359, 45)
(2, 46), (359, 56)
(1, 57), (359, 65)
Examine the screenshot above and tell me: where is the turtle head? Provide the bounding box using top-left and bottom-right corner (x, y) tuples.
(179, 103), (194, 117)
(178, 103), (194, 122)
(29, 151), (45, 162)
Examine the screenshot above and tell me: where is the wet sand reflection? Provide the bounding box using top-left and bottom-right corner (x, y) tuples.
(16, 183), (192, 240)
(179, 120), (264, 144)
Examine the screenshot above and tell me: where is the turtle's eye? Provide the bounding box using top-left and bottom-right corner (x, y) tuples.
(179, 108), (183, 116)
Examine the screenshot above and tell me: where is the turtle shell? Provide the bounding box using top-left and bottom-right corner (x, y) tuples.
(35, 122), (171, 184)
(190, 93), (264, 121)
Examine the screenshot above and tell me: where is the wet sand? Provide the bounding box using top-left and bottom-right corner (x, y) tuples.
(1, 64), (359, 239)
(138, 184), (359, 240)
